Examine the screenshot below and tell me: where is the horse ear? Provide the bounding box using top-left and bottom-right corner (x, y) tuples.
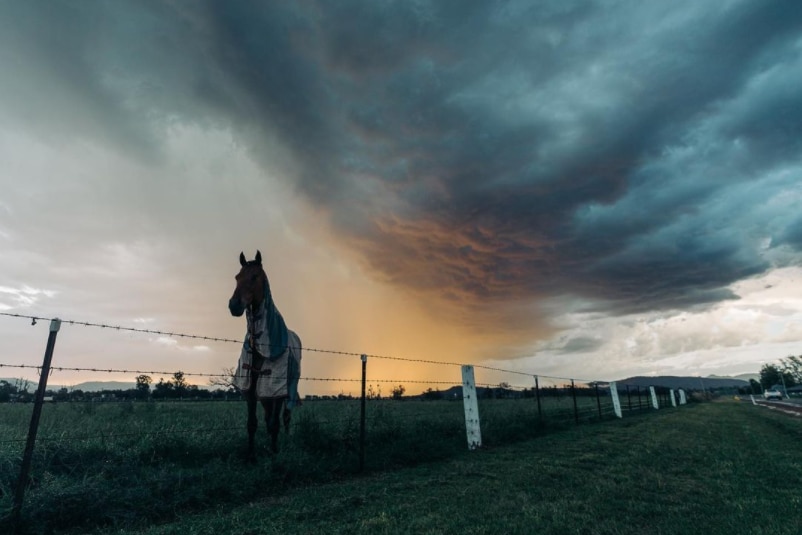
(239, 252), (246, 267)
(255, 250), (262, 265)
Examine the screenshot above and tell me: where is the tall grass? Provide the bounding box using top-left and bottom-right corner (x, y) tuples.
(0, 394), (629, 533)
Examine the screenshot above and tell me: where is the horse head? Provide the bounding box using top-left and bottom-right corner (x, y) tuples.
(228, 250), (267, 317)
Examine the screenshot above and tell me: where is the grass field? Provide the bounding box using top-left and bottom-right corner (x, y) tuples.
(3, 398), (799, 534)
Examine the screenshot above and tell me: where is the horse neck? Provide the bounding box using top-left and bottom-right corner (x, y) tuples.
(245, 282), (272, 323)
(245, 287), (269, 366)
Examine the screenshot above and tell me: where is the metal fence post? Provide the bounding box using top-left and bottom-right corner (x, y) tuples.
(571, 380), (578, 424)
(359, 354), (367, 472)
(12, 318), (61, 525)
(595, 383), (602, 419)
(626, 384), (632, 412)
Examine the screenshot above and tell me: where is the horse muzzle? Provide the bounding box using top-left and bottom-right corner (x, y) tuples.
(228, 298), (245, 317)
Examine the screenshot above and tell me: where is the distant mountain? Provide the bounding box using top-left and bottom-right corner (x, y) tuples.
(729, 373), (759, 383)
(615, 375), (748, 390)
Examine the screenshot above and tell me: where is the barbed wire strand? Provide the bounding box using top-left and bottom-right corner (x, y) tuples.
(0, 363), (476, 387)
(0, 312), (617, 384)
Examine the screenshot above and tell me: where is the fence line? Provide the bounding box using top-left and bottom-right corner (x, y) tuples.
(0, 362), (488, 388)
(1, 311), (694, 527)
(0, 312), (610, 384)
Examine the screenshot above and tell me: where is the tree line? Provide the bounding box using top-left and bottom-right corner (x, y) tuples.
(758, 355), (802, 391)
(0, 371), (238, 402)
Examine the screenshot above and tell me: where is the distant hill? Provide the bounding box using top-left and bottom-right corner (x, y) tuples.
(615, 375), (748, 390)
(728, 373), (759, 383)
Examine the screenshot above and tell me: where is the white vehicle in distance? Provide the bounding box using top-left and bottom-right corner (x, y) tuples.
(763, 389), (783, 401)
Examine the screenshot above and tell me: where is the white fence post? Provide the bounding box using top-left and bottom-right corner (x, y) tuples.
(609, 381), (622, 418)
(679, 389), (687, 405)
(649, 386), (659, 409)
(670, 389), (677, 407)
(461, 365), (482, 450)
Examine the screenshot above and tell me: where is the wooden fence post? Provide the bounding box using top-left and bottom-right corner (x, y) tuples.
(649, 386), (659, 409)
(534, 375), (542, 423)
(461, 365), (482, 450)
(12, 318), (61, 525)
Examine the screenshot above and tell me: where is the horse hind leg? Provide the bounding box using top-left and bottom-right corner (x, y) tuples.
(282, 404), (291, 434)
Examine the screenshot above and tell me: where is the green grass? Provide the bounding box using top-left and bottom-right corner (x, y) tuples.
(126, 401), (802, 535)
(2, 398), (780, 534)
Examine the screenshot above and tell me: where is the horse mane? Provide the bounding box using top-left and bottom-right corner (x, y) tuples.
(256, 267), (287, 359)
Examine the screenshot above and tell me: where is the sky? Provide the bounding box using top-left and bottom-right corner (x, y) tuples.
(1, 1), (802, 394)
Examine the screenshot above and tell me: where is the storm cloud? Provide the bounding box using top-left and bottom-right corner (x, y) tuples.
(2, 0), (802, 332)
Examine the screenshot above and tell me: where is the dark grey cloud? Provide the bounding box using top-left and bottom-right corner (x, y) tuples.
(2, 0), (802, 329)
(554, 336), (604, 355)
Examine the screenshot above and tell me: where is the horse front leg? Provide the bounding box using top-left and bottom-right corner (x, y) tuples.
(246, 384), (258, 462)
(262, 399), (283, 454)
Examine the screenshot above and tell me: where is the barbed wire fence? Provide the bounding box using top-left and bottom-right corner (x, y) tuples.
(0, 311), (689, 523)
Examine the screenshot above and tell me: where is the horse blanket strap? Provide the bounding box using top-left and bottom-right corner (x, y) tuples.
(241, 362), (273, 376)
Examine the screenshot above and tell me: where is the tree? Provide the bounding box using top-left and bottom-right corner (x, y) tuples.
(422, 388), (443, 401)
(135, 375), (152, 400)
(367, 384), (382, 400)
(391, 384), (406, 400)
(171, 371), (188, 398)
(153, 378), (173, 399)
(13, 378), (32, 402)
(760, 364), (781, 389)
(0, 380), (15, 402)
(15, 378), (31, 394)
(760, 364), (795, 390)
(779, 356), (802, 385)
(208, 367), (239, 391)
(749, 379), (761, 394)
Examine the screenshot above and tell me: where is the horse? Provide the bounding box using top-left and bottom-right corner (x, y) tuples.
(228, 250), (302, 460)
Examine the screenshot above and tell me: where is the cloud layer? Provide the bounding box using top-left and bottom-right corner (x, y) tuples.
(2, 0), (802, 339)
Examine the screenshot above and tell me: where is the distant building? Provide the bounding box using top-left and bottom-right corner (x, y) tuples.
(785, 385), (802, 396)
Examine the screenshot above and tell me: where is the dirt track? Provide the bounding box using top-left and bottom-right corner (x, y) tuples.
(753, 399), (802, 417)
